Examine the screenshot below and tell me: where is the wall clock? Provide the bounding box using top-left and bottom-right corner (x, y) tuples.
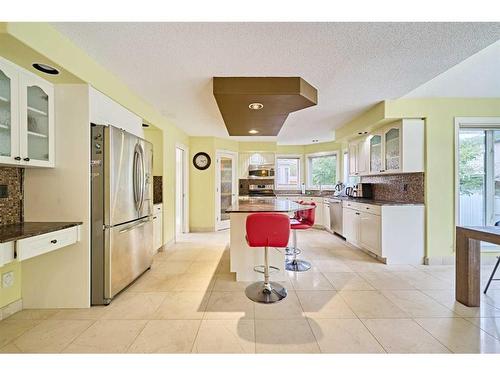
(193, 152), (211, 170)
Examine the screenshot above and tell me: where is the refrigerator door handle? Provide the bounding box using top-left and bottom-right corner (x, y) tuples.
(138, 145), (145, 211)
(119, 217), (151, 234)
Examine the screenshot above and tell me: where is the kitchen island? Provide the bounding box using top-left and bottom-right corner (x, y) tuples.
(226, 197), (306, 281)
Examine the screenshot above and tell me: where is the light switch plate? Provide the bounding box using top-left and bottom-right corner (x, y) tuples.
(2, 271), (14, 288)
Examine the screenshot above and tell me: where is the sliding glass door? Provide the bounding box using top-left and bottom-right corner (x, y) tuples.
(458, 128), (500, 227)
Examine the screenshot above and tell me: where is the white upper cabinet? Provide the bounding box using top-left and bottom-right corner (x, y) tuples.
(349, 119), (424, 176)
(0, 60), (20, 165)
(348, 137), (369, 176)
(0, 57), (55, 168)
(369, 134), (382, 174)
(20, 74), (55, 167)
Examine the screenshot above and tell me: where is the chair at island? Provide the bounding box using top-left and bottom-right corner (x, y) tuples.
(244, 213), (290, 304)
(286, 202), (316, 272)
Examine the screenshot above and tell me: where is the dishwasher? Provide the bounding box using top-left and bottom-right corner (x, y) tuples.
(328, 198), (344, 237)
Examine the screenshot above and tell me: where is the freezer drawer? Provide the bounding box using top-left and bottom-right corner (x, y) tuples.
(105, 217), (153, 299)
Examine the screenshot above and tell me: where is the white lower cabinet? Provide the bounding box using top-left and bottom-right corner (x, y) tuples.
(359, 211), (381, 256)
(343, 207), (360, 246)
(343, 201), (424, 264)
(323, 202), (331, 232)
(153, 203), (163, 252)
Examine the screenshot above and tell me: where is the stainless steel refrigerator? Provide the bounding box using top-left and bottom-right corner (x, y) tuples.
(91, 124), (154, 305)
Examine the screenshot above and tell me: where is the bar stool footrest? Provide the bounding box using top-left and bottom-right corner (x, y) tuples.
(253, 265), (280, 275)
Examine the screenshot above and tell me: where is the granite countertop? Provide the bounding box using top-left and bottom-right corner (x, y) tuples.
(326, 196), (424, 206)
(226, 197), (308, 213)
(0, 222), (82, 243)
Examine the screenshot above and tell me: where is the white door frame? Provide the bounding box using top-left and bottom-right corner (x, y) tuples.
(215, 149), (238, 231)
(454, 117), (500, 228)
(175, 143), (189, 240)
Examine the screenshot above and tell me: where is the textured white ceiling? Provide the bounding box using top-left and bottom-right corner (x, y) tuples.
(53, 22), (500, 144)
(403, 39), (500, 98)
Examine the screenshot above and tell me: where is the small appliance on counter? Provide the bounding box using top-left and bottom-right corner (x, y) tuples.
(347, 183), (373, 198)
(248, 183), (275, 197)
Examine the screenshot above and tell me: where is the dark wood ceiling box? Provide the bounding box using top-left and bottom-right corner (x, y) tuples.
(213, 77), (318, 136)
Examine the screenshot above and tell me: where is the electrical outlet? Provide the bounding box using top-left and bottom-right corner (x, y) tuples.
(2, 271), (14, 288)
(403, 184), (408, 192)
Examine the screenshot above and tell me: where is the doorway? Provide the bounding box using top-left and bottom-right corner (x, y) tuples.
(175, 145), (189, 239)
(215, 150), (237, 230)
(456, 118), (500, 250)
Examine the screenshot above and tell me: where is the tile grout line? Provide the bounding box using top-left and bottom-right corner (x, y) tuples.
(335, 288), (389, 354)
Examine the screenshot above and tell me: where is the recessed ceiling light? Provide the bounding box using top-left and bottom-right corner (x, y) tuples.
(142, 123), (150, 128)
(32, 63), (59, 75)
(249, 129), (259, 134)
(358, 131), (368, 135)
(248, 103), (263, 110)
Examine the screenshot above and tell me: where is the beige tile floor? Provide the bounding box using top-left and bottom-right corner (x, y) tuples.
(3, 229), (500, 354)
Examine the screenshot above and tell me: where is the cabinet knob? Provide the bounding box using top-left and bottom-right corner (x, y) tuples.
(14, 156), (21, 161)
(24, 158), (30, 162)
(50, 239), (57, 244)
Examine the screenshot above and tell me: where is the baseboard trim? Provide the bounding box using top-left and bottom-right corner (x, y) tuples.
(0, 299), (22, 320)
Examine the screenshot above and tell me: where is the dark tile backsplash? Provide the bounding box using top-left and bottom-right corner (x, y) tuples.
(239, 178), (275, 196)
(0, 167), (23, 225)
(360, 172), (424, 203)
(153, 176), (163, 204)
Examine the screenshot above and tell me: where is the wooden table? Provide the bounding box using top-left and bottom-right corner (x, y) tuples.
(456, 226), (500, 307)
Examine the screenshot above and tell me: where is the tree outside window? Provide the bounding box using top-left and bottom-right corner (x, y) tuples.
(308, 153), (337, 188)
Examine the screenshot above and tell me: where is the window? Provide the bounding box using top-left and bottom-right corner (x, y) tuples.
(276, 157), (301, 190)
(306, 152), (338, 189)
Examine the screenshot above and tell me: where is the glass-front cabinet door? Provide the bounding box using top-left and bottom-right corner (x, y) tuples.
(216, 152), (237, 230)
(384, 126), (401, 172)
(0, 60), (20, 165)
(19, 74), (54, 167)
(369, 134), (382, 173)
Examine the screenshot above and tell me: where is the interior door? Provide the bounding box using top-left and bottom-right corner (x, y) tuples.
(216, 152), (237, 230)
(175, 147), (185, 236)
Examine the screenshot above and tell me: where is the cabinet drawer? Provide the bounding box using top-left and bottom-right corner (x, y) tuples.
(17, 226), (80, 261)
(359, 203), (381, 216)
(0, 241), (15, 267)
(343, 201), (362, 210)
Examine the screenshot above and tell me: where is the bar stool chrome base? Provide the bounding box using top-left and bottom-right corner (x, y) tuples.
(245, 281), (288, 303)
(285, 258), (311, 272)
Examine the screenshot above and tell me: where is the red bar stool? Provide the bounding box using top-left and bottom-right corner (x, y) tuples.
(245, 213), (291, 304)
(285, 200), (304, 256)
(286, 202), (316, 272)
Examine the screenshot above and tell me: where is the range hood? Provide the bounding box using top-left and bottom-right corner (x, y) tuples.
(213, 77), (318, 136)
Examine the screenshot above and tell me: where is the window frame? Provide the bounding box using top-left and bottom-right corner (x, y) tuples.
(275, 154), (303, 190)
(305, 151), (339, 190)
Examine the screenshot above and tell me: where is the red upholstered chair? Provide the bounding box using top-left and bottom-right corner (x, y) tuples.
(286, 202), (316, 272)
(245, 213), (291, 303)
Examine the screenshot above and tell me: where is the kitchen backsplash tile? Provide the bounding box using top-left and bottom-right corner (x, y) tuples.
(153, 176), (163, 204)
(360, 172), (424, 203)
(239, 178), (274, 196)
(0, 167), (23, 225)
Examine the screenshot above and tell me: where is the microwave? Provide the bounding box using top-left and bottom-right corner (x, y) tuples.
(248, 165), (275, 179)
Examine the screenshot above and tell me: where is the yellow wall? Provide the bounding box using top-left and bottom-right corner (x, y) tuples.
(1, 22), (189, 247)
(336, 98), (500, 263)
(0, 262), (21, 309)
(188, 138), (345, 232)
(189, 137), (216, 231)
